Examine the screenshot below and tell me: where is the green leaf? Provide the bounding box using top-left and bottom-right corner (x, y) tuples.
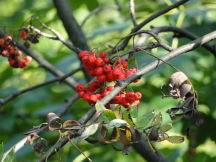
(135, 110), (155, 127)
(95, 102), (106, 111)
(0, 143), (4, 160)
(130, 105), (138, 118)
(166, 136), (184, 144)
(151, 113), (162, 126)
(160, 123), (172, 132)
(123, 110), (136, 127)
(104, 110), (116, 121)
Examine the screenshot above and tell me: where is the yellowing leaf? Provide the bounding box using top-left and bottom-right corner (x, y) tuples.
(113, 105), (121, 119)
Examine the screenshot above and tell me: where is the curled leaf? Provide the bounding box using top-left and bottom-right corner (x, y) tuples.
(25, 133), (39, 144)
(179, 83), (192, 98)
(108, 119), (128, 128)
(33, 138), (47, 154)
(47, 113), (61, 131)
(78, 122), (100, 142)
(63, 120), (81, 130)
(169, 72), (188, 88)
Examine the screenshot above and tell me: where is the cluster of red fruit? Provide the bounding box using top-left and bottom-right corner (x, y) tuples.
(20, 31), (29, 41)
(0, 35), (32, 68)
(75, 51), (142, 108)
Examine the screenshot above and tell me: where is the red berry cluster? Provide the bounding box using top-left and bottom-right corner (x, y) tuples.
(76, 51), (142, 108)
(0, 36), (32, 68)
(20, 31), (29, 40)
(19, 28), (39, 44)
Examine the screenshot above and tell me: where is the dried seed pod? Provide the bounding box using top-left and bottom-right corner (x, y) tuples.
(169, 72), (188, 88)
(47, 112), (61, 130)
(179, 83), (192, 98)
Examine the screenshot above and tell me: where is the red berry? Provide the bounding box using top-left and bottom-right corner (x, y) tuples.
(103, 57), (110, 63)
(125, 92), (135, 102)
(95, 58), (104, 66)
(100, 52), (108, 58)
(95, 67), (104, 76)
(17, 50), (22, 56)
(113, 67), (121, 76)
(78, 51), (89, 58)
(20, 31), (28, 40)
(76, 84), (85, 92)
(97, 74), (106, 82)
(19, 62), (26, 68)
(5, 36), (13, 41)
(103, 65), (112, 73)
(134, 92), (142, 100)
(106, 72), (114, 82)
(23, 56), (32, 63)
(0, 38), (5, 46)
(107, 86), (114, 91)
(83, 94), (91, 101)
(90, 94), (98, 102)
(87, 55), (95, 65)
(1, 50), (9, 57)
(78, 91), (85, 97)
(117, 73), (126, 80)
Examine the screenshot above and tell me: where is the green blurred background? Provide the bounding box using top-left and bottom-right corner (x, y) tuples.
(0, 0), (216, 161)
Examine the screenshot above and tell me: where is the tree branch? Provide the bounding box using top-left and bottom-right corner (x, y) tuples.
(101, 30), (216, 105)
(150, 25), (216, 57)
(110, 0), (190, 54)
(17, 43), (79, 88)
(52, 0), (92, 81)
(0, 30), (79, 88)
(1, 94), (79, 162)
(129, 0), (137, 26)
(38, 27), (216, 162)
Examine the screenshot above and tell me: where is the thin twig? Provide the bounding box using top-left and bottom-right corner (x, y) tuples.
(110, 0), (190, 54)
(53, 0), (92, 82)
(0, 30), (79, 89)
(16, 43), (79, 88)
(150, 25), (216, 57)
(1, 94), (79, 162)
(0, 67), (81, 107)
(81, 5), (120, 27)
(129, 0), (137, 26)
(67, 136), (92, 162)
(39, 108), (96, 162)
(26, 22), (80, 53)
(113, 30), (173, 51)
